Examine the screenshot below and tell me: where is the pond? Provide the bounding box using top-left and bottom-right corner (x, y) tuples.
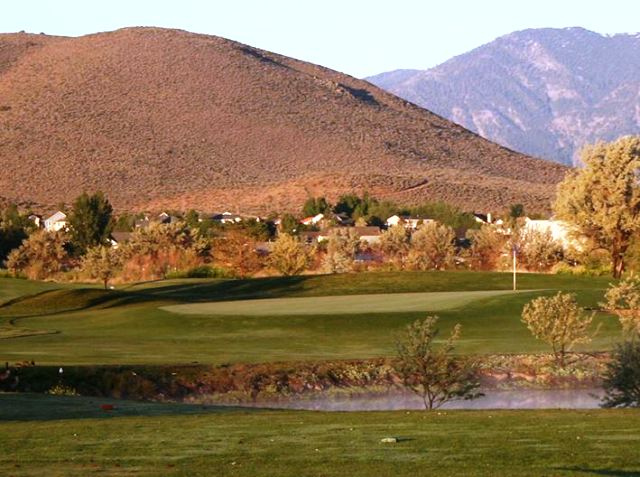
(235, 388), (604, 411)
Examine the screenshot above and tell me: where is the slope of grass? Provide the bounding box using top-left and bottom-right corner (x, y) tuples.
(1, 394), (639, 476)
(0, 277), (70, 306)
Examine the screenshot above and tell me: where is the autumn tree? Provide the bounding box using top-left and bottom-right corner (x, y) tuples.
(394, 316), (481, 410)
(379, 225), (409, 269)
(212, 229), (263, 278)
(82, 246), (122, 289)
(603, 274), (640, 337)
(268, 233), (309, 276)
(407, 221), (456, 271)
(521, 292), (595, 367)
(119, 222), (210, 281)
(322, 228), (360, 273)
(554, 136), (640, 278)
(68, 192), (114, 254)
(517, 228), (564, 272)
(465, 225), (506, 270)
(6, 230), (70, 280)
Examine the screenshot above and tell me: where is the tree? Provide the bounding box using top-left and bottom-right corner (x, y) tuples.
(554, 136), (640, 278)
(601, 340), (640, 408)
(119, 222), (210, 281)
(603, 274), (640, 336)
(0, 203), (33, 264)
(517, 228), (564, 272)
(212, 229), (263, 278)
(379, 225), (409, 268)
(268, 233), (309, 276)
(302, 197), (331, 217)
(68, 192), (114, 254)
(82, 246), (121, 289)
(6, 230), (70, 280)
(521, 292), (595, 367)
(279, 214), (300, 235)
(465, 225), (506, 270)
(394, 316), (481, 410)
(322, 228), (360, 273)
(509, 203), (525, 220)
(407, 222), (456, 271)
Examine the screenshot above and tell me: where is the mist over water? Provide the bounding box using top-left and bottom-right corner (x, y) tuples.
(239, 389), (603, 411)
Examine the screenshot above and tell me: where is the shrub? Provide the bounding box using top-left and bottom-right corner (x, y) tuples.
(601, 340), (640, 408)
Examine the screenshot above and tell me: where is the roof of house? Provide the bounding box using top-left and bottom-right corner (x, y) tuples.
(45, 211), (67, 223)
(111, 231), (132, 243)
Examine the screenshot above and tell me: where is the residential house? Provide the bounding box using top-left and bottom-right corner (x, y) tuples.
(211, 212), (243, 224)
(300, 213), (324, 226)
(385, 215), (433, 230)
(43, 211), (68, 232)
(109, 231), (132, 249)
(317, 226), (382, 245)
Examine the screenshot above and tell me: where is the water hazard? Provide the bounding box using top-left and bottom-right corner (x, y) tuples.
(238, 388), (604, 411)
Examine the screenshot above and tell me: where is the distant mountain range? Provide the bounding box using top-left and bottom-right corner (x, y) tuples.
(368, 27), (640, 165)
(0, 28), (564, 213)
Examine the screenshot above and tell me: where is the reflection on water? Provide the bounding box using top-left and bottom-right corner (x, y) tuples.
(240, 388), (603, 411)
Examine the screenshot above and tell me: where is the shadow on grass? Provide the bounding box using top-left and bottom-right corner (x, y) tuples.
(0, 393), (273, 422)
(554, 468), (640, 476)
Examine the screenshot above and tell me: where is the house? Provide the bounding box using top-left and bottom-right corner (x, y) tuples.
(523, 218), (581, 250)
(43, 211), (67, 232)
(109, 231), (132, 249)
(300, 213), (324, 226)
(211, 212), (243, 224)
(317, 226), (382, 245)
(385, 215), (433, 230)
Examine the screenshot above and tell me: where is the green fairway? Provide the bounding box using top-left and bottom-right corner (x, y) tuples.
(0, 272), (622, 365)
(162, 289), (524, 316)
(1, 393), (639, 476)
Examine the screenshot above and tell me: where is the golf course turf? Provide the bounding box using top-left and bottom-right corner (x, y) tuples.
(1, 394), (640, 476)
(0, 271), (621, 364)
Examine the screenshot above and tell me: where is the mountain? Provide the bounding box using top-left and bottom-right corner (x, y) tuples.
(0, 28), (565, 213)
(368, 28), (640, 165)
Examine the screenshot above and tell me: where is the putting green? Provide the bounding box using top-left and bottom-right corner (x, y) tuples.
(162, 289), (525, 316)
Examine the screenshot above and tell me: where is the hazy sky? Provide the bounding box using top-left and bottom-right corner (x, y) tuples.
(2, 0), (639, 77)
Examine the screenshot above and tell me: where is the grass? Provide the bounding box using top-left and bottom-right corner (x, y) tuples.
(0, 271), (621, 365)
(1, 393), (640, 476)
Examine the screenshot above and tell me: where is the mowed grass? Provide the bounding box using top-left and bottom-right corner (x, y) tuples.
(1, 394), (640, 477)
(0, 271), (621, 365)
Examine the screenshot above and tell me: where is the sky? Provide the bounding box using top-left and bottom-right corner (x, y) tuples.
(2, 0), (639, 78)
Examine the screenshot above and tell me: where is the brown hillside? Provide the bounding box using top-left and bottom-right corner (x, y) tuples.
(0, 28), (567, 213)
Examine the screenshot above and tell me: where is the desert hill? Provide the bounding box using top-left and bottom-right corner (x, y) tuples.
(369, 28), (640, 166)
(0, 28), (566, 213)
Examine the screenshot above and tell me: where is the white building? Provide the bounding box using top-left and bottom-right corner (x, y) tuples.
(523, 218), (581, 250)
(43, 211), (68, 232)
(385, 215), (433, 230)
(301, 213), (324, 226)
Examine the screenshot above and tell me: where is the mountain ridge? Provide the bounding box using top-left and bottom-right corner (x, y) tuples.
(368, 27), (640, 165)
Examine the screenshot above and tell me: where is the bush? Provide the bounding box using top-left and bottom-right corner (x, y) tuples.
(47, 384), (79, 396)
(601, 340), (640, 408)
(166, 266), (235, 279)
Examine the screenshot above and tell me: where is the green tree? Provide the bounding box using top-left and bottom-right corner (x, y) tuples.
(554, 137), (640, 278)
(601, 340), (640, 408)
(521, 292), (595, 367)
(407, 222), (456, 271)
(68, 192), (114, 254)
(268, 233), (309, 276)
(279, 214), (300, 235)
(394, 316), (481, 410)
(509, 203), (525, 220)
(0, 203), (33, 264)
(302, 197), (331, 217)
(82, 246), (122, 289)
